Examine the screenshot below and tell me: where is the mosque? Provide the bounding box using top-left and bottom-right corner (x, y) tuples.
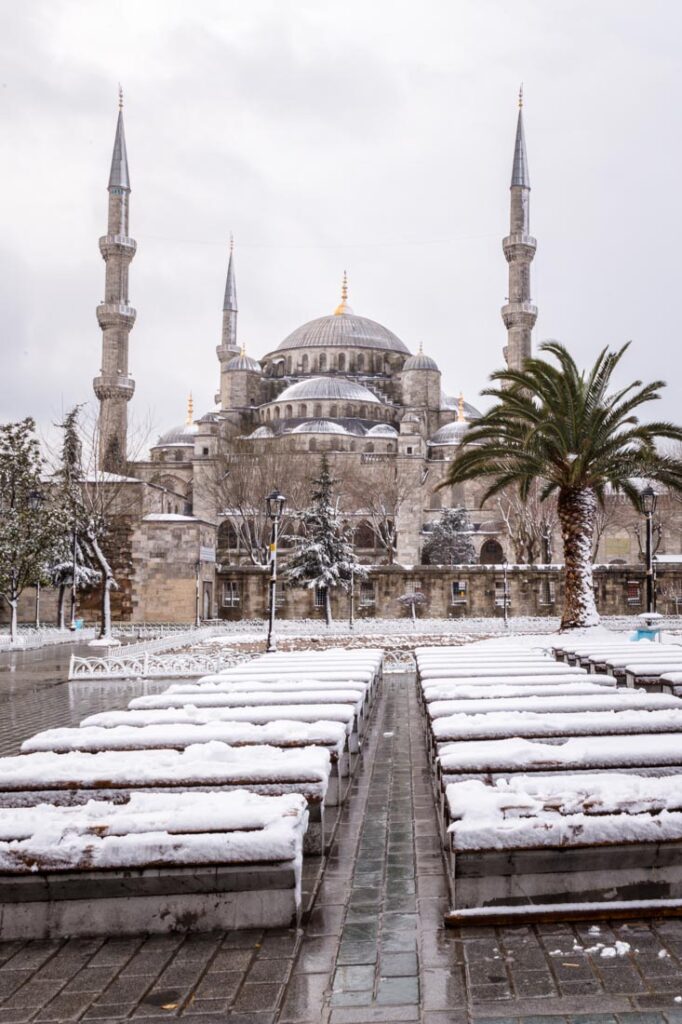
(88, 91), (595, 622)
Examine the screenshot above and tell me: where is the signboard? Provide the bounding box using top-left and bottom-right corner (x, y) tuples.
(199, 546), (216, 563)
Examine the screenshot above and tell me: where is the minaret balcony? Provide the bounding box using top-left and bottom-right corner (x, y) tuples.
(93, 374), (136, 402)
(99, 235), (137, 259)
(501, 302), (538, 329)
(96, 302), (137, 329)
(502, 233), (537, 262)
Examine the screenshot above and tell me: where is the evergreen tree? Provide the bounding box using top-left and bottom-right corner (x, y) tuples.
(422, 507), (476, 565)
(285, 455), (366, 625)
(55, 406), (116, 638)
(0, 419), (63, 640)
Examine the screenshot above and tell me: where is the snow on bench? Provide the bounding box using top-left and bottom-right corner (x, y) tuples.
(422, 682), (617, 704)
(419, 665), (587, 681)
(125, 695), (364, 751)
(0, 743), (332, 853)
(0, 790), (309, 939)
(437, 732), (682, 788)
(432, 707), (682, 745)
(660, 672), (682, 696)
(586, 650), (682, 676)
(420, 675), (616, 701)
(442, 774), (682, 923)
(173, 678), (373, 711)
(22, 720), (351, 803)
(624, 662), (682, 689)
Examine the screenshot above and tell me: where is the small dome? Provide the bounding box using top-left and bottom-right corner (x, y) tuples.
(429, 420), (470, 446)
(366, 423), (398, 437)
(226, 352), (261, 373)
(153, 421), (199, 448)
(292, 420), (348, 435)
(403, 351), (439, 371)
(246, 425), (275, 440)
(276, 376), (381, 405)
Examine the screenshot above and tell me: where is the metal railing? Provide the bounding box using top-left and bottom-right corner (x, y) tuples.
(69, 649), (253, 681)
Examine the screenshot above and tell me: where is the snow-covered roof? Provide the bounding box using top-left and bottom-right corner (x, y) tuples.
(82, 472), (142, 484)
(366, 423), (398, 437)
(275, 376), (381, 405)
(291, 420), (348, 435)
(143, 514), (197, 523)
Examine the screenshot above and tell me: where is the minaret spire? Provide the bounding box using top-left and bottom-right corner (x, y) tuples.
(219, 236), (239, 355)
(501, 86), (537, 371)
(93, 92), (137, 471)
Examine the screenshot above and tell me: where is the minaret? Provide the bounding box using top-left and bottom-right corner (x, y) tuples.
(93, 88), (136, 472)
(501, 86), (537, 371)
(218, 236), (239, 359)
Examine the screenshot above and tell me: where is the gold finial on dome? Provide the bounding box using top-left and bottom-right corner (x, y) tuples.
(240, 344), (246, 357)
(186, 392), (194, 426)
(333, 270), (351, 315)
(457, 392), (466, 423)
(418, 341), (423, 354)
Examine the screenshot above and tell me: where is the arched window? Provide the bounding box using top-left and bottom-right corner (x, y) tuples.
(479, 539), (504, 565)
(357, 353), (364, 371)
(299, 404), (307, 418)
(365, 442), (375, 453)
(338, 353), (346, 371)
(345, 404), (354, 417)
(309, 438), (317, 452)
(217, 520), (240, 552)
(266, 408), (271, 421)
(302, 354), (309, 373)
(350, 440), (356, 452)
(319, 353), (327, 372)
(359, 405), (366, 418)
(285, 404), (293, 419)
(429, 492), (442, 510)
(286, 356), (292, 375)
(330, 404), (338, 418)
(274, 406), (281, 420)
(354, 521), (376, 549)
(313, 403), (322, 418)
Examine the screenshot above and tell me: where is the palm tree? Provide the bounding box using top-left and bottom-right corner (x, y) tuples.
(443, 342), (682, 629)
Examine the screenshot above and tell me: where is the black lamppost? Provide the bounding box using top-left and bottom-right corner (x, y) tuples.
(640, 485), (658, 613)
(265, 490), (286, 653)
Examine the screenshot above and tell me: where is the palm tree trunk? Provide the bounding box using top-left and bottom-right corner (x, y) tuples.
(557, 487), (599, 629)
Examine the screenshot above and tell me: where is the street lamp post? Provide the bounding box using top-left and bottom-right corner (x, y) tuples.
(503, 559), (510, 628)
(194, 560), (201, 628)
(640, 485), (658, 613)
(265, 490), (286, 653)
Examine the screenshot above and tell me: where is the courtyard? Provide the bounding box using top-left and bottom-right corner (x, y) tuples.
(1, 640), (682, 1024)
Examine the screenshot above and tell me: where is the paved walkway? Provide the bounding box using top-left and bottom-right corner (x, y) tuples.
(1, 655), (682, 1021)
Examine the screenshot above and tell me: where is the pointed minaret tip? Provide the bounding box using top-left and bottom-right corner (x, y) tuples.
(511, 85), (530, 189)
(334, 270), (353, 315)
(223, 237), (238, 312)
(186, 392), (194, 426)
(108, 89), (130, 191)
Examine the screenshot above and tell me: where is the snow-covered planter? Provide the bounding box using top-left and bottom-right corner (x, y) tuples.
(0, 790), (309, 938)
(443, 774), (682, 923)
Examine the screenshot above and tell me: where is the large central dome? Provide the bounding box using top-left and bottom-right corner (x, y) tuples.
(276, 312), (409, 354)
(276, 376), (381, 404)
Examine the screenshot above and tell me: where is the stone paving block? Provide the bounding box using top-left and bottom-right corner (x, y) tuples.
(329, 990), (374, 1007)
(336, 942), (378, 966)
(0, 972), (32, 999)
(192, 970), (242, 999)
(1, 979), (64, 1010)
(333, 966), (375, 992)
(231, 982), (282, 1013)
(245, 958), (292, 985)
(81, 1001), (137, 1019)
(34, 990), (96, 1021)
(510, 968), (558, 997)
(294, 938), (339, 974)
(329, 1006), (419, 1023)
(377, 952), (417, 977)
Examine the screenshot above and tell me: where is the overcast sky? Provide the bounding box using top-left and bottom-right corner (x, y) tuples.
(2, 0), (681, 451)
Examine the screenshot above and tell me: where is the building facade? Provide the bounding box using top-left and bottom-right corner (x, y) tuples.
(72, 94), (682, 624)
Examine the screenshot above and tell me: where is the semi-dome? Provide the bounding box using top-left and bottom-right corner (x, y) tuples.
(153, 422), (199, 448)
(403, 351), (439, 372)
(275, 314), (409, 354)
(292, 420), (348, 435)
(246, 425), (275, 439)
(276, 376), (381, 405)
(366, 423), (398, 437)
(429, 420), (471, 446)
(226, 352), (261, 373)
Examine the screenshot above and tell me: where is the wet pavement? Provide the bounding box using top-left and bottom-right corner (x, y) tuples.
(1, 649), (682, 1021)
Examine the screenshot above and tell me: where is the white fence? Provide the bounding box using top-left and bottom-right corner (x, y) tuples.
(108, 626), (227, 659)
(383, 651), (416, 673)
(0, 627), (96, 651)
(68, 650), (253, 681)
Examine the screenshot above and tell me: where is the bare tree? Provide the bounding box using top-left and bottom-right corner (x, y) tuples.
(495, 484), (558, 564)
(347, 460), (410, 564)
(211, 444), (310, 566)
